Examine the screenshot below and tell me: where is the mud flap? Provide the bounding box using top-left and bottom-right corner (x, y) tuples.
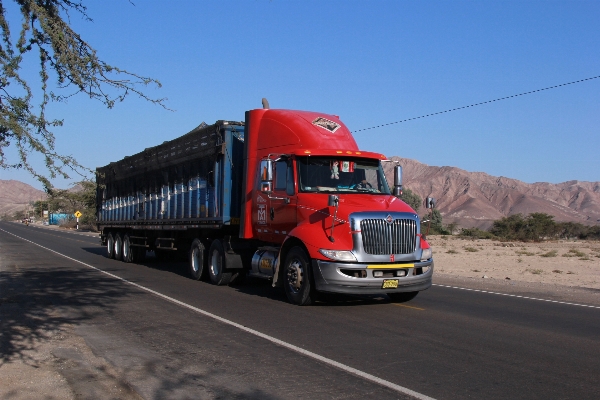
(271, 249), (283, 287)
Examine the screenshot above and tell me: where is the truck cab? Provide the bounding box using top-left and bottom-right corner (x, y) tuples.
(242, 109), (433, 305)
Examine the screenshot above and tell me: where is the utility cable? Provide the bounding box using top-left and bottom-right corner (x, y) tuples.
(353, 75), (600, 133)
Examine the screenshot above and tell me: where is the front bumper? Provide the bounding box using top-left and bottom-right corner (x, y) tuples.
(312, 259), (433, 295)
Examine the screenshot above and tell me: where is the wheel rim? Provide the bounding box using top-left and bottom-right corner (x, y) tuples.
(123, 239), (129, 260)
(286, 259), (303, 294)
(192, 247), (200, 273)
(107, 236), (114, 255)
(211, 250), (221, 276)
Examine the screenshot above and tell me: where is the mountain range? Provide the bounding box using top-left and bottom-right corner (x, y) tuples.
(2, 158), (600, 229)
(0, 180), (46, 217)
(386, 157), (600, 229)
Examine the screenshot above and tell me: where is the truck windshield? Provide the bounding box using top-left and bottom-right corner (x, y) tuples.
(297, 157), (391, 194)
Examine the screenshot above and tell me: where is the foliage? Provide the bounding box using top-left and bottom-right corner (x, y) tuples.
(459, 227), (495, 239)
(488, 212), (600, 242)
(490, 213), (557, 242)
(0, 1), (166, 189)
(400, 187), (421, 212)
(421, 209), (452, 235)
(46, 179), (96, 225)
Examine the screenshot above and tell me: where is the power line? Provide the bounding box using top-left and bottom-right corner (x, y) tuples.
(352, 75), (600, 133)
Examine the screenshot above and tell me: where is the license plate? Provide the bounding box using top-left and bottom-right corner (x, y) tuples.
(382, 279), (399, 289)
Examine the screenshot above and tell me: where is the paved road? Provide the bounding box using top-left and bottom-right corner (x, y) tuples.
(1, 221), (599, 399)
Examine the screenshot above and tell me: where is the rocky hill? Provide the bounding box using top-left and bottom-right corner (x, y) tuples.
(0, 180), (46, 217)
(386, 157), (600, 229)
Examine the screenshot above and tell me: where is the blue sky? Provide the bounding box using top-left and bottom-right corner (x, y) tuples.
(1, 0), (599, 190)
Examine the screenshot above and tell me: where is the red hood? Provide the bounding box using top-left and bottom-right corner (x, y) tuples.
(295, 193), (418, 253)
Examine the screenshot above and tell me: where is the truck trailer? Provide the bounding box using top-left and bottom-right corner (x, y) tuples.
(96, 102), (434, 305)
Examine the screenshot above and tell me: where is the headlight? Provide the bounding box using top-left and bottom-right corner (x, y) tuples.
(319, 249), (357, 262)
(421, 248), (432, 261)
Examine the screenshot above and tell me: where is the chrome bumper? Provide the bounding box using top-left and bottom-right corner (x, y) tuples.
(312, 259), (433, 294)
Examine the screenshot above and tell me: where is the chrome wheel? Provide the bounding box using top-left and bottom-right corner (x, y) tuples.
(188, 239), (205, 280)
(283, 247), (314, 306)
(286, 259), (304, 294)
(106, 233), (115, 259)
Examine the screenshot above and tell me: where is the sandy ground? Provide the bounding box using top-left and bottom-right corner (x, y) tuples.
(428, 236), (600, 290)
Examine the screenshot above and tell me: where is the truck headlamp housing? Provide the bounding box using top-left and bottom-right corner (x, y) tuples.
(421, 248), (432, 261)
(319, 249), (357, 262)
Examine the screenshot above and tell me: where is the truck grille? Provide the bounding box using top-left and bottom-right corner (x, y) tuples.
(360, 218), (417, 255)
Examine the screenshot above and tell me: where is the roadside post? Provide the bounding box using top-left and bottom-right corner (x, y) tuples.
(74, 210), (82, 230)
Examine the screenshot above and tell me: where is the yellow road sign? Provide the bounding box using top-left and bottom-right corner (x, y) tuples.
(74, 211), (82, 218)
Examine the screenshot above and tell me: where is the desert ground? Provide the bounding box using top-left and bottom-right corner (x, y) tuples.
(428, 235), (600, 290)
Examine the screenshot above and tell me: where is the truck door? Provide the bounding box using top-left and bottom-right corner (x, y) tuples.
(268, 159), (297, 241)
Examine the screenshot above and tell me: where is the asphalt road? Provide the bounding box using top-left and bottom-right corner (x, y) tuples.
(1, 221), (599, 399)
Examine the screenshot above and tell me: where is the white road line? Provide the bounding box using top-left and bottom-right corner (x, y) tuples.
(433, 283), (600, 309)
(0, 228), (435, 400)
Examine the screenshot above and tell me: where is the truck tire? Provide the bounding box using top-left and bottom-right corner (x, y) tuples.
(387, 291), (419, 303)
(208, 239), (232, 286)
(283, 247), (314, 306)
(123, 234), (135, 263)
(189, 239), (206, 281)
(114, 233), (124, 261)
(106, 233), (115, 259)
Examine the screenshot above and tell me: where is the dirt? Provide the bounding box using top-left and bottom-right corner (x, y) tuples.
(428, 236), (600, 290)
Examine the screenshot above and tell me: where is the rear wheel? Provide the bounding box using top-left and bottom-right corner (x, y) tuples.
(387, 291), (419, 303)
(114, 233), (123, 261)
(123, 234), (134, 263)
(208, 239), (232, 286)
(106, 233), (115, 259)
(189, 239), (206, 280)
(283, 247), (314, 306)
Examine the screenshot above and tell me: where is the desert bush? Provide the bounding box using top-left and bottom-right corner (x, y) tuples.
(459, 227), (495, 239)
(516, 250), (535, 256)
(562, 249), (586, 258)
(526, 268), (544, 275)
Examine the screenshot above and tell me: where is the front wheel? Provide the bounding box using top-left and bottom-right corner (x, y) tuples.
(208, 239), (232, 286)
(283, 247), (315, 306)
(387, 291), (419, 303)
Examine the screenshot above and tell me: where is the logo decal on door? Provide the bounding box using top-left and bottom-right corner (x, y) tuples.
(258, 204), (267, 225)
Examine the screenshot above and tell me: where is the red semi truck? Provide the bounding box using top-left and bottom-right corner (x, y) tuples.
(96, 102), (434, 305)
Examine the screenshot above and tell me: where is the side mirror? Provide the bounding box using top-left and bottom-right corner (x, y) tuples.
(426, 197), (436, 209)
(260, 159), (273, 193)
(394, 165), (403, 197)
(328, 194), (339, 207)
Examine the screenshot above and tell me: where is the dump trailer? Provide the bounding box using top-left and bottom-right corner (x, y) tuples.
(96, 104), (434, 305)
